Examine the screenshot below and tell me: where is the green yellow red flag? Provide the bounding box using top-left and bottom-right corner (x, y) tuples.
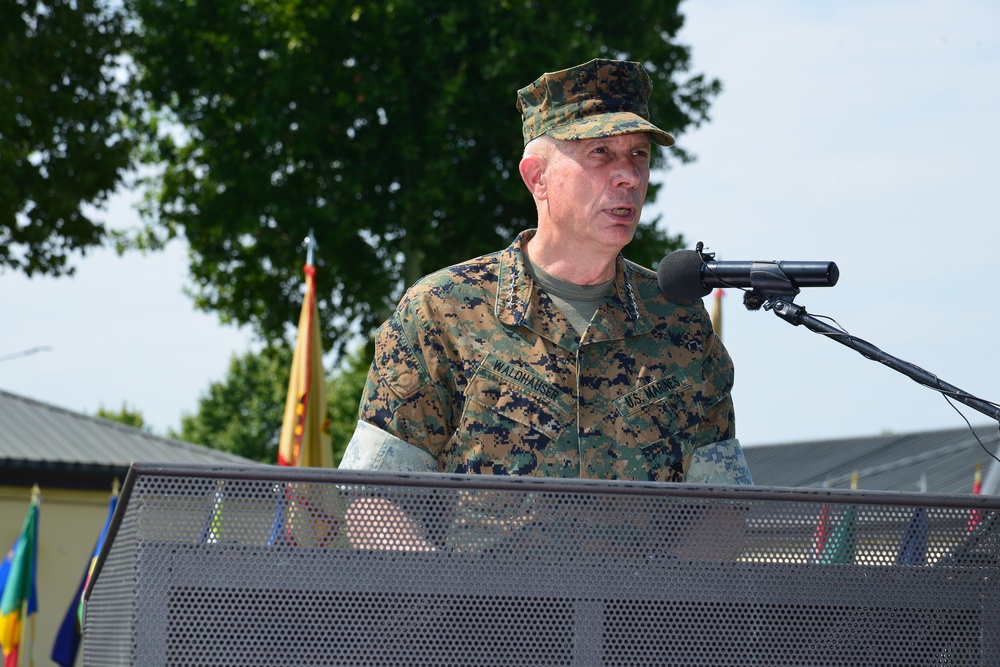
(0, 486), (40, 667)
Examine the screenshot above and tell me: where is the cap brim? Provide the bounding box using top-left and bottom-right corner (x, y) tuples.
(546, 112), (675, 147)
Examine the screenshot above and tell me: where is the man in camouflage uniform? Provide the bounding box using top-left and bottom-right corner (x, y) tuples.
(341, 58), (752, 485)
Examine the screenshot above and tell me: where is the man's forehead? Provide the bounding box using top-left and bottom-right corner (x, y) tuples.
(561, 133), (653, 150)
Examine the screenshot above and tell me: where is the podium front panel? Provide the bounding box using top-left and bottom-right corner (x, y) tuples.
(83, 464), (1000, 666)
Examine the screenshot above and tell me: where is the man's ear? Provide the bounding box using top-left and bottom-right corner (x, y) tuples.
(518, 155), (547, 200)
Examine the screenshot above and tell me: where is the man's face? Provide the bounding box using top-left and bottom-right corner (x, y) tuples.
(541, 132), (652, 253)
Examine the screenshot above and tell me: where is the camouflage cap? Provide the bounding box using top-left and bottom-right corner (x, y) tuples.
(516, 58), (675, 147)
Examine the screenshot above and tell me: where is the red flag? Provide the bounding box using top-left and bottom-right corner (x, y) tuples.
(811, 503), (831, 562)
(812, 472), (858, 565)
(969, 464), (983, 531)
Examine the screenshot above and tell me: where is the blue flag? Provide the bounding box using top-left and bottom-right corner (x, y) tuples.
(51, 493), (117, 667)
(896, 506), (929, 566)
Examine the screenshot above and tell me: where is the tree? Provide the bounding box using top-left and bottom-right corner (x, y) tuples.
(171, 345), (292, 462)
(95, 402), (149, 432)
(128, 0), (720, 350)
(327, 342), (375, 463)
(0, 0), (137, 277)
(173, 344), (372, 464)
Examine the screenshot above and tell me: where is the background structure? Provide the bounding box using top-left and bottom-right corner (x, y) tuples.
(1, 0), (997, 446)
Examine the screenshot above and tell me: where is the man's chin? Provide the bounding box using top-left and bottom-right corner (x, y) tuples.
(600, 223), (638, 249)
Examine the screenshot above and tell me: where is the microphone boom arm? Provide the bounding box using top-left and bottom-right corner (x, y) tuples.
(762, 296), (1000, 423)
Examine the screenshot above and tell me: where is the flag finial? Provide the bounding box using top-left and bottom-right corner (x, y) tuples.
(304, 228), (318, 267)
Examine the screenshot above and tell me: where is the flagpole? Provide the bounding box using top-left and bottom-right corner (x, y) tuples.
(299, 229), (318, 465)
(277, 229), (333, 468)
(16, 486), (39, 667)
(25, 486), (39, 667)
(305, 228), (316, 268)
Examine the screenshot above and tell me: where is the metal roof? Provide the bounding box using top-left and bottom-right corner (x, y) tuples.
(4, 389), (995, 495)
(743, 423), (1000, 494)
(0, 389), (261, 489)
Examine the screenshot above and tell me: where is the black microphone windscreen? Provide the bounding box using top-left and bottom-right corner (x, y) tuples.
(657, 250), (711, 301)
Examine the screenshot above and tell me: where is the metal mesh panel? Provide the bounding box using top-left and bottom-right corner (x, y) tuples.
(83, 464), (1000, 666)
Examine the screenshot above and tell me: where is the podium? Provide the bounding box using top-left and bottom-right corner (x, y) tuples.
(83, 464), (1000, 666)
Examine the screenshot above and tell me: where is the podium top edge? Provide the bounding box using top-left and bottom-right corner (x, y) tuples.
(122, 462), (1000, 509)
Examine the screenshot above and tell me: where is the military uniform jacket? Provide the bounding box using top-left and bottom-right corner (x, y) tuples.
(359, 230), (736, 482)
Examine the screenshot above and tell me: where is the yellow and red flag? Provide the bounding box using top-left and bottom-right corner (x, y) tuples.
(710, 289), (723, 338)
(0, 486), (40, 667)
(278, 252), (333, 468)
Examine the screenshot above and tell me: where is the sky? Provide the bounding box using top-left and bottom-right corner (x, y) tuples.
(2, 0), (998, 447)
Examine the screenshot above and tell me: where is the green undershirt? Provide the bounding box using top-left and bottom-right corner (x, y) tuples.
(524, 255), (613, 335)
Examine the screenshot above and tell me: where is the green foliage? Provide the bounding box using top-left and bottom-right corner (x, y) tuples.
(0, 0), (137, 276)
(171, 343), (372, 464)
(171, 345), (292, 462)
(327, 342), (375, 465)
(95, 402), (149, 432)
(128, 0), (719, 350)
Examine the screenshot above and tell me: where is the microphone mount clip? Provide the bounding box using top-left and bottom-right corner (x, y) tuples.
(692, 242), (801, 312)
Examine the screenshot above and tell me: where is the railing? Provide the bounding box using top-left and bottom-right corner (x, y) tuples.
(83, 464), (1000, 666)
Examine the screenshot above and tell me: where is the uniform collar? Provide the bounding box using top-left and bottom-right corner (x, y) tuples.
(495, 230), (653, 347)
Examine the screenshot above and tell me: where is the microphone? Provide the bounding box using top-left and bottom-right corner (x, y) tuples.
(657, 249), (839, 301)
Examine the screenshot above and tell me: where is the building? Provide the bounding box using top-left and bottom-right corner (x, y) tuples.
(0, 389), (261, 666)
(5, 386), (997, 664)
(744, 423), (1000, 494)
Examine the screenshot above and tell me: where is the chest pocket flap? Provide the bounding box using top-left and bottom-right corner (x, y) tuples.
(463, 354), (573, 443)
(613, 371), (703, 450)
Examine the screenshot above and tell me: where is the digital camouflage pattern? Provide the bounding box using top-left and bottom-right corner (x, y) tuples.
(358, 230), (735, 482)
(687, 438), (754, 485)
(517, 58), (675, 147)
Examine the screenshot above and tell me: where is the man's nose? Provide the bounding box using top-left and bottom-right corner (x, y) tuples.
(611, 158), (642, 188)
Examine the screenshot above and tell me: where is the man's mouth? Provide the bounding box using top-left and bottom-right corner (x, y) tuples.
(608, 206), (636, 220)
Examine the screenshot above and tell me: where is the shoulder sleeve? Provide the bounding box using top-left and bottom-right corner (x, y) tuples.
(357, 308), (452, 458)
(339, 420), (438, 473)
(694, 330), (737, 450)
(685, 438), (753, 485)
